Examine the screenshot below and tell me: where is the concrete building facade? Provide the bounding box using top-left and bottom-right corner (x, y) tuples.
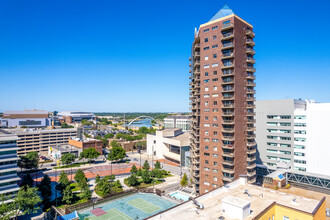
(0, 133), (21, 203)
(256, 99), (330, 177)
(189, 5), (256, 195)
(164, 115), (192, 131)
(0, 110), (51, 128)
(3, 128), (77, 156)
(147, 128), (190, 166)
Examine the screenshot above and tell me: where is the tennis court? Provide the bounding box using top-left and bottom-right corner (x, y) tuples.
(89, 208), (132, 220)
(78, 193), (175, 220)
(127, 198), (161, 213)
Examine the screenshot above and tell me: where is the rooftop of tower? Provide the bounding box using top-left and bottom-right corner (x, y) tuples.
(209, 4), (234, 22)
(199, 4), (252, 28)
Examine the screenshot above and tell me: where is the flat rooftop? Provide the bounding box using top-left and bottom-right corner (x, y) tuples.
(2, 128), (77, 134)
(148, 178), (323, 220)
(51, 144), (81, 152)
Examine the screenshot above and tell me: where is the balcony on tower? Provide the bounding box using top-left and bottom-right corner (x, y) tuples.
(246, 57), (256, 64)
(222, 60), (234, 69)
(221, 22), (234, 31)
(222, 42), (234, 50)
(247, 67), (256, 72)
(222, 77), (234, 85)
(246, 39), (255, 47)
(222, 69), (234, 77)
(222, 86), (235, 93)
(246, 29), (255, 38)
(221, 31), (234, 41)
(246, 48), (256, 55)
(222, 51), (234, 59)
(194, 43), (200, 50)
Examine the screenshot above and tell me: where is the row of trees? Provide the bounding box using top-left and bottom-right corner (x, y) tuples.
(61, 147), (101, 165)
(57, 170), (92, 205)
(125, 160), (169, 187)
(115, 133), (144, 141)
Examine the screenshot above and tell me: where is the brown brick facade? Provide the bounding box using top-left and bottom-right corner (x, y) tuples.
(190, 13), (256, 195)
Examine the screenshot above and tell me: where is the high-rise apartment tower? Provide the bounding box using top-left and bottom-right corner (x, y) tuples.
(190, 5), (256, 194)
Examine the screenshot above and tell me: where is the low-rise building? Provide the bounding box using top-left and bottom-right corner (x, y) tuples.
(68, 137), (103, 155)
(0, 110), (51, 128)
(147, 176), (326, 220)
(0, 132), (21, 203)
(48, 144), (82, 160)
(57, 111), (96, 123)
(147, 128), (190, 166)
(2, 128), (77, 156)
(164, 115), (191, 131)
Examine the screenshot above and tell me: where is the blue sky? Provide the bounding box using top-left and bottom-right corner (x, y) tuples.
(0, 0), (330, 112)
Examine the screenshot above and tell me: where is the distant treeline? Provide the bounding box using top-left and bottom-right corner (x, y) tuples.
(94, 112), (189, 120)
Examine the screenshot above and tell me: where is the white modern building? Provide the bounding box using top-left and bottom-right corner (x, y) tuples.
(164, 115), (191, 131)
(256, 99), (330, 177)
(0, 110), (51, 128)
(0, 132), (21, 203)
(146, 128), (190, 167)
(48, 144), (82, 160)
(57, 111), (96, 122)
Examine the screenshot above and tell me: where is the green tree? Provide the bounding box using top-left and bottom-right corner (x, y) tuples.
(151, 169), (162, 178)
(74, 169), (87, 186)
(57, 171), (70, 193)
(108, 141), (126, 162)
(39, 174), (52, 211)
(80, 185), (92, 200)
(12, 186), (42, 218)
(81, 119), (93, 126)
(180, 173), (188, 187)
(137, 168), (142, 176)
(0, 195), (16, 220)
(62, 185), (74, 204)
(95, 177), (112, 197)
(127, 174), (139, 186)
(135, 141), (146, 150)
(109, 174), (115, 182)
(61, 153), (76, 165)
(18, 152), (39, 171)
(61, 122), (74, 128)
(79, 147), (100, 162)
(21, 173), (34, 188)
(155, 161), (161, 170)
(130, 165), (137, 174)
(104, 133), (114, 139)
(95, 174), (101, 183)
(142, 160), (150, 171)
(141, 170), (151, 184)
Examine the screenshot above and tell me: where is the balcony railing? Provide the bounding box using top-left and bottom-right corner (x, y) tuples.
(246, 48), (256, 55)
(222, 176), (234, 182)
(222, 104), (234, 108)
(222, 79), (234, 84)
(247, 67), (256, 72)
(222, 63), (234, 69)
(222, 136), (235, 142)
(222, 53), (234, 59)
(222, 87), (234, 92)
(223, 95), (235, 100)
(222, 42), (234, 49)
(222, 120), (235, 124)
(247, 89), (255, 94)
(221, 23), (234, 30)
(222, 167), (235, 174)
(222, 112), (235, 117)
(222, 160), (234, 166)
(246, 30), (255, 38)
(247, 148), (257, 154)
(246, 39), (256, 46)
(222, 71), (234, 76)
(222, 32), (234, 40)
(246, 57), (256, 63)
(246, 73), (255, 79)
(222, 128), (235, 133)
(247, 156), (256, 162)
(247, 170), (256, 177)
(247, 177), (256, 184)
(194, 44), (200, 50)
(247, 163), (256, 169)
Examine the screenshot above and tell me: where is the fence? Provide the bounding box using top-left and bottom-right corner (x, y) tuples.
(64, 187), (157, 214)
